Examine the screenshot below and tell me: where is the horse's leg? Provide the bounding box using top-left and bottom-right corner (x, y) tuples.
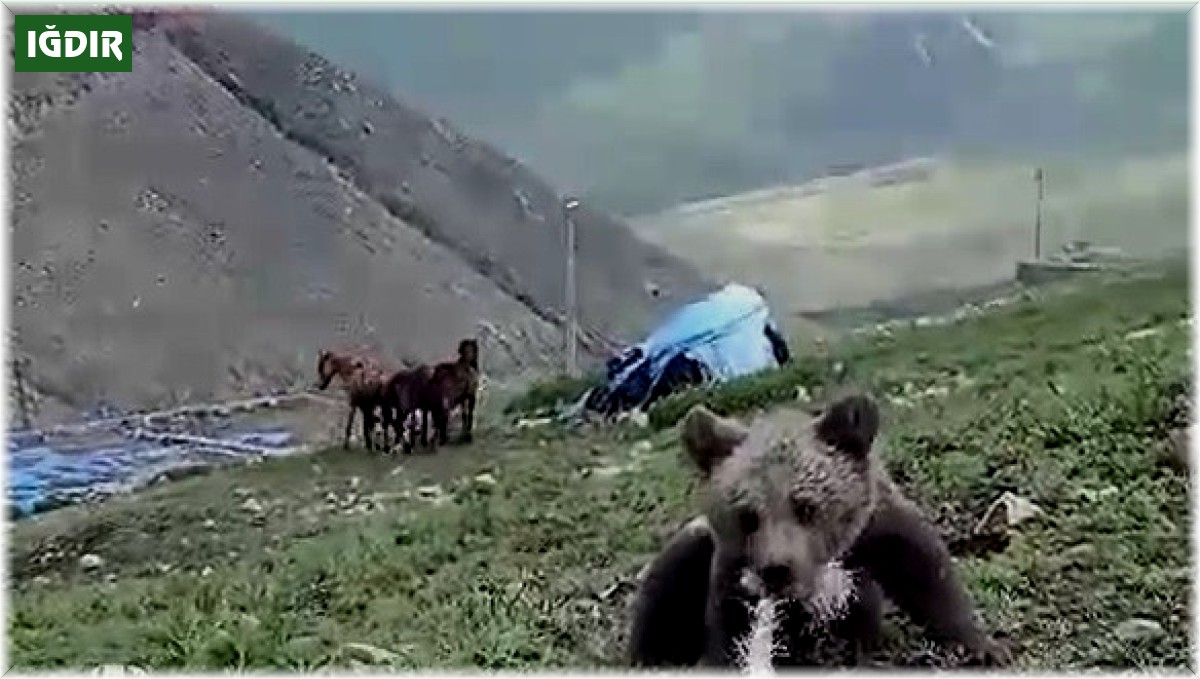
(419, 409), (430, 450)
(361, 405), (376, 452)
(433, 402), (449, 447)
(409, 409), (422, 453)
(395, 408), (409, 454)
(343, 404), (356, 450)
(380, 402), (393, 453)
(461, 394), (475, 444)
(440, 403), (451, 446)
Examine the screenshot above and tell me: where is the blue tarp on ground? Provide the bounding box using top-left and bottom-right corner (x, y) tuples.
(7, 428), (295, 518)
(584, 283), (787, 415)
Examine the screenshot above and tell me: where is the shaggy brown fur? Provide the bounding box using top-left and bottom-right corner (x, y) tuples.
(630, 395), (1011, 669)
(315, 348), (391, 451)
(426, 338), (480, 445)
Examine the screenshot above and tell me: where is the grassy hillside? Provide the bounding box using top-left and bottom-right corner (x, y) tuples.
(9, 263), (1190, 670)
(636, 153), (1188, 315)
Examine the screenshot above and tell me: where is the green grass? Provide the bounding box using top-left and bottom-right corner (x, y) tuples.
(635, 154), (1189, 318)
(9, 264), (1192, 670)
(501, 372), (601, 418)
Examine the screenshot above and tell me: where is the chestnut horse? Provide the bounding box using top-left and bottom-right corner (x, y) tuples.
(314, 349), (391, 451)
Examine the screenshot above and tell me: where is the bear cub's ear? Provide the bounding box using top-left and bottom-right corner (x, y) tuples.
(680, 405), (749, 477)
(814, 394), (880, 460)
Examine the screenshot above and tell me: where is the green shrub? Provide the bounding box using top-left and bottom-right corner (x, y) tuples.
(503, 373), (602, 416)
(647, 355), (839, 429)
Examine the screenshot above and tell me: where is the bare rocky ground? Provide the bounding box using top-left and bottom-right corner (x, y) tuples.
(7, 6), (711, 427)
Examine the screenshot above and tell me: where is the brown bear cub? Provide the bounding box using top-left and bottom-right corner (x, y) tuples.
(629, 394), (1011, 669)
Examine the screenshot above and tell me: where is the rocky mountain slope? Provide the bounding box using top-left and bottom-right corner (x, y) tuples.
(8, 8), (711, 425)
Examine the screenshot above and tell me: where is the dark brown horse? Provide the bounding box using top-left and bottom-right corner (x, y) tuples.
(382, 364), (436, 454)
(315, 348), (391, 451)
(426, 338), (480, 445)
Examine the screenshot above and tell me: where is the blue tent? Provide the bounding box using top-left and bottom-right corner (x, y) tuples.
(584, 283), (789, 415)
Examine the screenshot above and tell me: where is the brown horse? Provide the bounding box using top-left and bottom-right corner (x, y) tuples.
(315, 348), (391, 451)
(382, 364), (436, 454)
(426, 338), (480, 445)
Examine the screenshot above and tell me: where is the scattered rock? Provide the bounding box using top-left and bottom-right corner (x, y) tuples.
(32, 575), (50, 585)
(473, 472), (497, 486)
(630, 440), (653, 456)
(416, 485), (443, 501)
(1124, 327), (1161, 342)
(1060, 543), (1096, 564)
(1076, 485), (1120, 503)
(515, 417), (552, 430)
(1115, 618), (1164, 643)
(921, 385), (950, 399)
(974, 492), (1042, 536)
(590, 465), (624, 479)
(349, 476), (361, 490)
(79, 553), (104, 571)
(628, 409), (650, 429)
(241, 497), (264, 514)
(92, 664), (146, 676)
(104, 573), (118, 583)
(341, 642), (400, 666)
(598, 579), (633, 601)
(200, 566), (214, 578)
(795, 385), (811, 403)
(202, 518), (216, 529)
(285, 635), (325, 658)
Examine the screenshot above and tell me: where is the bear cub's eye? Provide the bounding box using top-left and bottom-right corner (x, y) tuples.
(791, 498), (817, 523)
(736, 506), (760, 534)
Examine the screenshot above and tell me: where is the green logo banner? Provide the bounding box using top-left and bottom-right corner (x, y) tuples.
(14, 14), (133, 73)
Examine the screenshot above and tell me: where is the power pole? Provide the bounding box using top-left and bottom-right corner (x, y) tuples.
(12, 356), (31, 430)
(1033, 166), (1045, 260)
(563, 197), (580, 377)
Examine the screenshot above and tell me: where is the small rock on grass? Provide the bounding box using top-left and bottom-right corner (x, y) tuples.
(341, 642), (400, 665)
(974, 492), (1042, 536)
(92, 665), (146, 676)
(79, 553), (104, 570)
(1115, 618), (1165, 643)
(628, 409), (650, 429)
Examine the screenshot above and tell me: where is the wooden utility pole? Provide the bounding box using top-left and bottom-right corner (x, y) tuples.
(12, 356), (31, 430)
(563, 197), (580, 377)
(1033, 167), (1045, 260)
